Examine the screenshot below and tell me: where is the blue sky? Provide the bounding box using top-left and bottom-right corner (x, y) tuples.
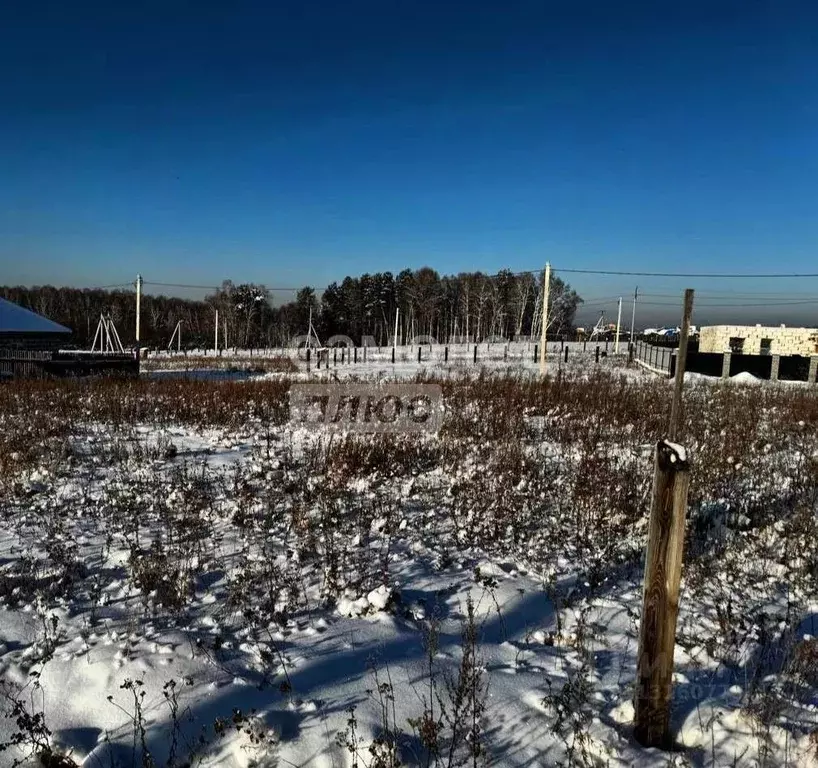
(2, 1), (818, 322)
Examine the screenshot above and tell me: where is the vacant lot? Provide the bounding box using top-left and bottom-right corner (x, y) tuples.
(1, 369), (816, 767)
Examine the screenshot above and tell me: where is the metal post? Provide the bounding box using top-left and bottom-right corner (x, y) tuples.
(615, 297), (622, 354)
(630, 286), (638, 352)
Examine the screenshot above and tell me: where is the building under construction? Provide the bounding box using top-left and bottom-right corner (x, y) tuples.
(0, 297), (138, 379)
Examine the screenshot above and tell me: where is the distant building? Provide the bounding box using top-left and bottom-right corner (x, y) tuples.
(0, 297), (71, 349)
(699, 325), (818, 356)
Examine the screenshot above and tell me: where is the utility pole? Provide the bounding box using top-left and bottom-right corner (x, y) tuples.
(630, 286), (638, 350)
(614, 297), (623, 354)
(135, 274), (142, 347)
(214, 309), (219, 353)
(539, 262), (550, 375)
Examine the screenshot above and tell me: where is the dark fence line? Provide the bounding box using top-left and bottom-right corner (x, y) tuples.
(635, 341), (818, 383)
(0, 349), (139, 380)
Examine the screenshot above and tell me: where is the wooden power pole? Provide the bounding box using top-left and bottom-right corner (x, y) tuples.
(634, 288), (694, 748)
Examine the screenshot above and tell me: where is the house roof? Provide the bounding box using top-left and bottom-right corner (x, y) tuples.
(0, 297), (71, 335)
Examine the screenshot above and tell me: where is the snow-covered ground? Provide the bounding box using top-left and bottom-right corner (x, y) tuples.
(1, 368), (816, 767)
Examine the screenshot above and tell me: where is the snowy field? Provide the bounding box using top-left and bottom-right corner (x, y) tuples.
(1, 365), (817, 767)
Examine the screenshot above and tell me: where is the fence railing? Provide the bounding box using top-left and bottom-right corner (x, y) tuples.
(635, 341), (676, 376)
(0, 349), (52, 379)
(0, 349), (139, 380)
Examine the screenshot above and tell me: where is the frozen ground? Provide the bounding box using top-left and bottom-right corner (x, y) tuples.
(1, 369), (817, 767)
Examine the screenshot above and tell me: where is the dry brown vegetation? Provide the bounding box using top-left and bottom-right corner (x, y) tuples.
(1, 371), (817, 765)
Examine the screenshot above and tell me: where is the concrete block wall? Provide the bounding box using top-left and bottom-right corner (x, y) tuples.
(699, 326), (818, 356)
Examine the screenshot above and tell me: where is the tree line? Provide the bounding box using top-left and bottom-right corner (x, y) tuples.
(1, 267), (581, 349)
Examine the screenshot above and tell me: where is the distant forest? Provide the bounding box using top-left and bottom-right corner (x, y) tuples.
(1, 268), (582, 349)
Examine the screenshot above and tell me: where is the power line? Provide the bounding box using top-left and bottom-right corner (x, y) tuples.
(639, 291), (818, 299)
(142, 281), (308, 293)
(638, 299), (818, 308)
(554, 268), (818, 278)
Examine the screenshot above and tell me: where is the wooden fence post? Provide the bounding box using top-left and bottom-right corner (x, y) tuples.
(473, 345), (477, 364)
(634, 441), (691, 747)
(635, 288), (694, 748)
(668, 290), (694, 439)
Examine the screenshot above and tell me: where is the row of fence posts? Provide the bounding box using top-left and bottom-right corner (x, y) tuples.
(302, 341), (625, 371)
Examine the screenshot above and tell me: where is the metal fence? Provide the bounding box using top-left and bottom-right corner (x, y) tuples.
(635, 341), (675, 375)
(0, 349), (52, 379)
(0, 349), (139, 380)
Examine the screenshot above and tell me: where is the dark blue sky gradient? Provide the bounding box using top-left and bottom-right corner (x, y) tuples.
(2, 1), (818, 321)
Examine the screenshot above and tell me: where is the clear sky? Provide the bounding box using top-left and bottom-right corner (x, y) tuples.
(2, 1), (818, 324)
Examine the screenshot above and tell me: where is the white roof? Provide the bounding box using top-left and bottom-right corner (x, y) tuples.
(0, 297), (71, 335)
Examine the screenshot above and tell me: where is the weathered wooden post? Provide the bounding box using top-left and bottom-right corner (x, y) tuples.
(634, 441), (691, 747)
(306, 348), (311, 371)
(444, 346), (449, 362)
(635, 289), (694, 749)
(418, 346), (422, 363)
(564, 346), (568, 363)
(391, 347), (395, 364)
(473, 345), (477, 364)
(354, 347), (358, 364)
(533, 344), (538, 363)
(595, 346), (600, 364)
